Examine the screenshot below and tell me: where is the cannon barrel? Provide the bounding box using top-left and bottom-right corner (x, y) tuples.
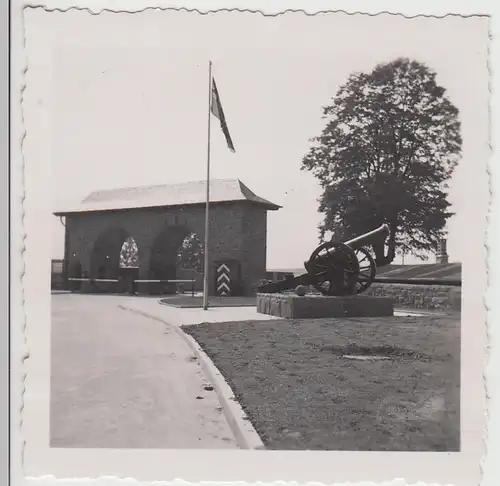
(344, 224), (390, 250)
(307, 224), (390, 268)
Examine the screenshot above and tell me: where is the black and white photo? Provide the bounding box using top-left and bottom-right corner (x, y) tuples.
(17, 5), (490, 485)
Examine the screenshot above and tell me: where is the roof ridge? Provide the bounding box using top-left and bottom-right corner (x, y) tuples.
(82, 178), (241, 203)
(84, 178), (238, 192)
(56, 179), (281, 215)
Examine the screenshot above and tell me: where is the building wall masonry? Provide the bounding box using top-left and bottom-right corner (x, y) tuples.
(63, 201), (270, 296)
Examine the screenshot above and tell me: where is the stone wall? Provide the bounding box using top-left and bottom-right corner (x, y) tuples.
(257, 293), (394, 319)
(364, 283), (461, 311)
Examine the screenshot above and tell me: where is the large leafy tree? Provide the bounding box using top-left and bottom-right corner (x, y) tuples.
(302, 58), (462, 264)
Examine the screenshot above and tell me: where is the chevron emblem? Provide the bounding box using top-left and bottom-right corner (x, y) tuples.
(217, 281), (230, 296)
(217, 263), (230, 273)
(217, 273), (230, 283)
(216, 263), (231, 296)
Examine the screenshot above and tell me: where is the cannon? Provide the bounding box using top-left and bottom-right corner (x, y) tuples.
(258, 224), (391, 296)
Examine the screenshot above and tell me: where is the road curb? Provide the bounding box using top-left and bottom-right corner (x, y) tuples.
(119, 304), (266, 450)
(178, 328), (266, 450)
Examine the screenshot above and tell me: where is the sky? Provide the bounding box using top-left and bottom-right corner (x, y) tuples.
(41, 9), (489, 270)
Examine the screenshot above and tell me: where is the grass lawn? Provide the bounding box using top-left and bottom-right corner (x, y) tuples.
(183, 315), (460, 451)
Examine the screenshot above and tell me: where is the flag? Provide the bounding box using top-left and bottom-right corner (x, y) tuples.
(211, 78), (235, 153)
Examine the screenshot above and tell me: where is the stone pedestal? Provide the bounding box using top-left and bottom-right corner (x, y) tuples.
(256, 293), (394, 319)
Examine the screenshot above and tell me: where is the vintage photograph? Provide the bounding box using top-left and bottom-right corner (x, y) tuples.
(20, 6), (489, 482)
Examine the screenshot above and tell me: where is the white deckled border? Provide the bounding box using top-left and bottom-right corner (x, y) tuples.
(10, 1), (498, 486)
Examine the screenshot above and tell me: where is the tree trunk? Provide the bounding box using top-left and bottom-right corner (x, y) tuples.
(372, 221), (397, 267)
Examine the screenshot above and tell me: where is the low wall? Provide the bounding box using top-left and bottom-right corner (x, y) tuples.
(257, 293), (394, 319)
(364, 283), (461, 311)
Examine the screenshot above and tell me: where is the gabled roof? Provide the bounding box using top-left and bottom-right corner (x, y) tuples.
(54, 179), (281, 215)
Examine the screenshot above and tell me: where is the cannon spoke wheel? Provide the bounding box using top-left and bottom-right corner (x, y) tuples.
(353, 247), (376, 294)
(307, 241), (360, 296)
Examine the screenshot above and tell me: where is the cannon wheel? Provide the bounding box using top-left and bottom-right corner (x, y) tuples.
(353, 247), (376, 294)
(307, 241), (360, 296)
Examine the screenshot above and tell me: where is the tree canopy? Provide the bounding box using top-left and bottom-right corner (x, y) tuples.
(119, 236), (139, 268)
(177, 232), (204, 273)
(302, 58), (462, 264)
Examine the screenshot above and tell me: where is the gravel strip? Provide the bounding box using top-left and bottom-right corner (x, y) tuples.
(183, 315), (460, 451)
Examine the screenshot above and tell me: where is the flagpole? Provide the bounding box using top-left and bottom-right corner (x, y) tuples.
(202, 61), (213, 311)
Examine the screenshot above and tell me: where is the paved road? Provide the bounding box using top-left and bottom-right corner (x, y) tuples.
(50, 293), (237, 448)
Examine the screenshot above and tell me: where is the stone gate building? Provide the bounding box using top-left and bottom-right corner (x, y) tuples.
(54, 179), (280, 296)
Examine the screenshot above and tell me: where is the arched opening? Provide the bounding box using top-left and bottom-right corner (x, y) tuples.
(90, 228), (140, 293)
(119, 236), (139, 269)
(149, 226), (204, 294)
(177, 232), (204, 273)
(176, 232), (204, 293)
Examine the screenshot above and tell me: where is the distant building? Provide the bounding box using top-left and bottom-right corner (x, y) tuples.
(436, 238), (449, 265)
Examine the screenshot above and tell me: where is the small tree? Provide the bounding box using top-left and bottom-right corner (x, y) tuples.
(177, 232), (204, 273)
(302, 58), (462, 264)
(119, 237), (139, 268)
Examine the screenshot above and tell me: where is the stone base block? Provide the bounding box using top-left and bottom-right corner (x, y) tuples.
(256, 293), (394, 319)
